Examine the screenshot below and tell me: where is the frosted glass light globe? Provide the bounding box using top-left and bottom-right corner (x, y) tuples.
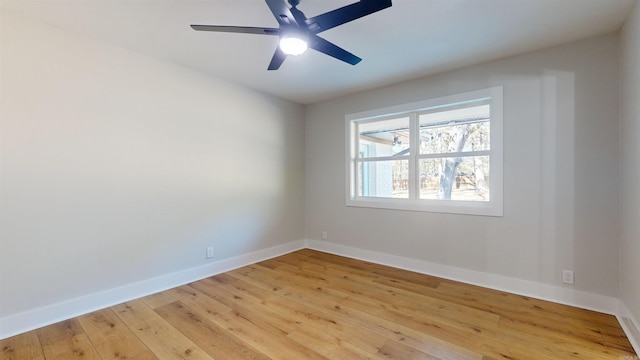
(279, 37), (308, 55)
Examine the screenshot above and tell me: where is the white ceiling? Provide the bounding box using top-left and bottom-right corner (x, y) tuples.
(1, 0), (636, 104)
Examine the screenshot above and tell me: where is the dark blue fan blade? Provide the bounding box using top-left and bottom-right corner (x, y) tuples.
(191, 25), (279, 35)
(268, 47), (288, 70)
(309, 35), (362, 65)
(265, 0), (299, 27)
(305, 0), (392, 34)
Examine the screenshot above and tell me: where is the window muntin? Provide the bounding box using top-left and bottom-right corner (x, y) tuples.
(346, 86), (503, 216)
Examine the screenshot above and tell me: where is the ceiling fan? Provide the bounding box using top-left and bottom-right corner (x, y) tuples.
(191, 0), (392, 70)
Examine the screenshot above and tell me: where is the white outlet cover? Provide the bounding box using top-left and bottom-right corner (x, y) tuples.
(562, 270), (574, 284)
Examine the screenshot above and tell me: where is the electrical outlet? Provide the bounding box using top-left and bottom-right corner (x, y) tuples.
(562, 270), (574, 285)
(206, 247), (214, 259)
(322, 231), (328, 240)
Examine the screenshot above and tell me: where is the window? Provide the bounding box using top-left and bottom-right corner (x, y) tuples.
(346, 86), (503, 216)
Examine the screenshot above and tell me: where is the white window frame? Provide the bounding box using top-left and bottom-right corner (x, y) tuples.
(345, 86), (503, 216)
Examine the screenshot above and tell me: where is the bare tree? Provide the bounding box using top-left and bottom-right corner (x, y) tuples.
(438, 125), (471, 200)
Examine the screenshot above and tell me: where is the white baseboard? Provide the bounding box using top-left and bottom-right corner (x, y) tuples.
(305, 240), (621, 315)
(618, 302), (640, 355)
(0, 240), (306, 340)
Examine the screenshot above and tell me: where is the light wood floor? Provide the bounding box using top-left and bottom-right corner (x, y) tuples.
(1, 249), (637, 360)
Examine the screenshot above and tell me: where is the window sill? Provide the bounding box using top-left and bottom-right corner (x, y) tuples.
(346, 197), (503, 217)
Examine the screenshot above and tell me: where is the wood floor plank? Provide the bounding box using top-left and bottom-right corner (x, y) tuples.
(2, 249), (635, 359)
(206, 273), (239, 285)
(226, 265), (291, 292)
(227, 262), (350, 307)
(155, 301), (270, 360)
(337, 295), (524, 359)
(0, 332), (45, 360)
(139, 291), (177, 310)
(127, 351), (160, 360)
(36, 319), (85, 347)
(207, 309), (330, 360)
(255, 257), (288, 270)
(602, 332), (637, 353)
(166, 285), (233, 318)
(190, 279), (302, 334)
(34, 319), (101, 360)
(306, 251), (443, 288)
(77, 308), (152, 360)
(330, 302), (484, 360)
(41, 334), (101, 360)
(222, 278), (350, 334)
(112, 300), (213, 360)
(286, 324), (384, 360)
(376, 339), (442, 360)
(224, 280), (391, 356)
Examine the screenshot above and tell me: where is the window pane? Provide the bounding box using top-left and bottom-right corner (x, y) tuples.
(358, 160), (409, 198)
(419, 156), (490, 201)
(358, 117), (410, 158)
(419, 105), (490, 155)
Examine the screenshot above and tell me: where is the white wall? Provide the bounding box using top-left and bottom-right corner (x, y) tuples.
(306, 35), (620, 297)
(0, 12), (305, 320)
(619, 0), (640, 333)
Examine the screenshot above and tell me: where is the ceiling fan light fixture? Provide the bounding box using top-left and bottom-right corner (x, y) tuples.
(191, 0), (392, 70)
(279, 35), (308, 56)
